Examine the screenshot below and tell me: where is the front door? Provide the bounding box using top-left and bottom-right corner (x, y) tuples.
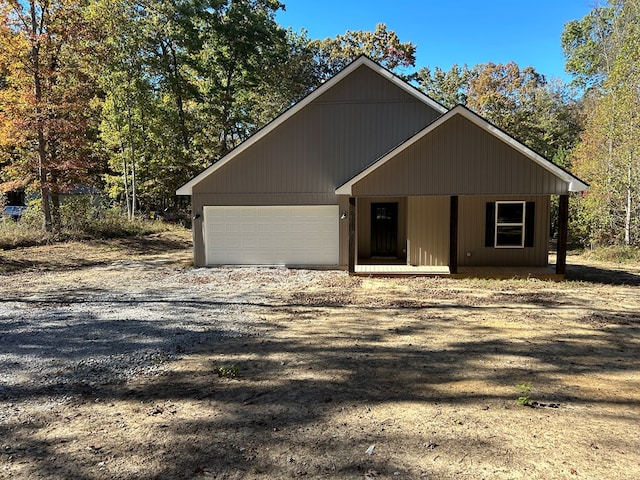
(371, 203), (398, 257)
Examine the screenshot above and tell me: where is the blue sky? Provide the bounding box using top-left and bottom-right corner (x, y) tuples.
(276, 0), (594, 82)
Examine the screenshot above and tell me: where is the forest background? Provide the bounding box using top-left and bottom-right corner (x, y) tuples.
(0, 0), (638, 249)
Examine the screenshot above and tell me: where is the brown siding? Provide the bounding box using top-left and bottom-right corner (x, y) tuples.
(351, 115), (570, 196)
(407, 196), (450, 266)
(190, 64), (441, 266)
(458, 195), (550, 267)
(192, 65), (441, 197)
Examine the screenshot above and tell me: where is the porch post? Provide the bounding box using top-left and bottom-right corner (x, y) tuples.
(348, 197), (356, 274)
(449, 195), (458, 274)
(556, 194), (569, 275)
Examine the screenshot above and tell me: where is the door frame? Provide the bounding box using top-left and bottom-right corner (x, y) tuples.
(370, 202), (399, 257)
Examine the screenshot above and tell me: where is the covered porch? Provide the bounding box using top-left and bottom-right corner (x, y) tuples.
(347, 195), (569, 279)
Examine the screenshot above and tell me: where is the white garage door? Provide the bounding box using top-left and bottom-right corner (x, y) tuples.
(203, 205), (339, 266)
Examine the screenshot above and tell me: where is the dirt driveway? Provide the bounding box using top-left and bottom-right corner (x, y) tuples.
(1, 231), (639, 479)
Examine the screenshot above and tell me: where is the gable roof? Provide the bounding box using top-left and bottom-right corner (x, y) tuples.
(176, 56), (447, 196)
(335, 104), (589, 195)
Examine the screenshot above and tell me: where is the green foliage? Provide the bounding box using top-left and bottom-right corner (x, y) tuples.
(413, 64), (470, 108)
(515, 382), (532, 406)
(561, 5), (617, 89)
(0, 198), (172, 250)
(569, 0), (640, 247)
(415, 62), (584, 159)
(217, 364), (239, 379)
(311, 23), (417, 80)
(89, 0), (303, 212)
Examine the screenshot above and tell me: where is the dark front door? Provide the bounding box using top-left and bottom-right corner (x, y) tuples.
(371, 203), (398, 257)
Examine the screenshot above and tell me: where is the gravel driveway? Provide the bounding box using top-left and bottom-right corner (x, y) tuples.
(2, 238), (640, 479)
(0, 262), (323, 418)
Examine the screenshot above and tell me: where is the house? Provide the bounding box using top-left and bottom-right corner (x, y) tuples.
(177, 56), (587, 278)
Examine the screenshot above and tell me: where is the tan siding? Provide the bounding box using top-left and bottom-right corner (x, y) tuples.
(192, 65), (441, 197)
(190, 65), (441, 266)
(338, 196), (350, 267)
(407, 196), (449, 266)
(458, 195), (550, 267)
(352, 115), (570, 196)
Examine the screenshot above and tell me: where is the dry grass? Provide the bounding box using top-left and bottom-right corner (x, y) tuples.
(1, 233), (639, 479)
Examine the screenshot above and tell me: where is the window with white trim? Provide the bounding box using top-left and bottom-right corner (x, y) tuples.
(495, 201), (526, 248)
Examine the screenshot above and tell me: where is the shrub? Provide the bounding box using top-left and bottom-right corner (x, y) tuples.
(0, 197), (179, 250)
(582, 245), (640, 264)
(0, 219), (51, 249)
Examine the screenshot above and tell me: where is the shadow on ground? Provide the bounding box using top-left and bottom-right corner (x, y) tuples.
(2, 279), (639, 479)
(567, 263), (640, 286)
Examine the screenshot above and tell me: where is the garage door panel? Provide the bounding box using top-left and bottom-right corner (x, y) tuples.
(203, 206), (339, 265)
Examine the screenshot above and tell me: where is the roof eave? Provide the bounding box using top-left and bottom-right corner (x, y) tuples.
(335, 105), (589, 195)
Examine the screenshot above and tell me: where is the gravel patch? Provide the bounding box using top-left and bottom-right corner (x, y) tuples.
(0, 263), (351, 420)
(0, 264), (295, 417)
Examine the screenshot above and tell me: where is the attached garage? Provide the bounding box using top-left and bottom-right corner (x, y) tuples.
(203, 205), (339, 266)
(178, 57), (587, 277)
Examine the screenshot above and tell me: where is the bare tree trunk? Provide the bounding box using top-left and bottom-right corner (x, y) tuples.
(122, 148), (131, 220)
(130, 153), (137, 219)
(164, 41), (189, 150)
(51, 188), (61, 230)
(126, 106), (137, 220)
(29, 0), (52, 231)
(625, 160), (632, 245)
(115, 119), (131, 220)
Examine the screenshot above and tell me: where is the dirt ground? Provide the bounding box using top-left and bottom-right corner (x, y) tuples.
(1, 230), (639, 480)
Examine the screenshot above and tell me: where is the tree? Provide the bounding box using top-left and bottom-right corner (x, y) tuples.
(569, 0), (640, 247)
(311, 23), (417, 80)
(412, 64), (470, 109)
(414, 61), (584, 159)
(561, 4), (617, 90)
(192, 0), (289, 156)
(245, 28), (321, 129)
(91, 0), (304, 213)
(0, 0), (101, 230)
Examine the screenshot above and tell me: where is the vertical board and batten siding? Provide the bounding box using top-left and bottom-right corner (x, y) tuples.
(191, 65), (441, 196)
(457, 195), (550, 267)
(354, 195), (549, 268)
(407, 196), (450, 266)
(350, 115), (570, 197)
(190, 64), (442, 266)
(356, 197), (407, 259)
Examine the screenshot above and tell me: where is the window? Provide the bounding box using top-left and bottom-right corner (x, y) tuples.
(485, 201), (535, 249)
(495, 201), (525, 247)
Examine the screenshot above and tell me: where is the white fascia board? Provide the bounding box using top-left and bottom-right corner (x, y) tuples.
(335, 105), (588, 196)
(176, 56), (446, 196)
